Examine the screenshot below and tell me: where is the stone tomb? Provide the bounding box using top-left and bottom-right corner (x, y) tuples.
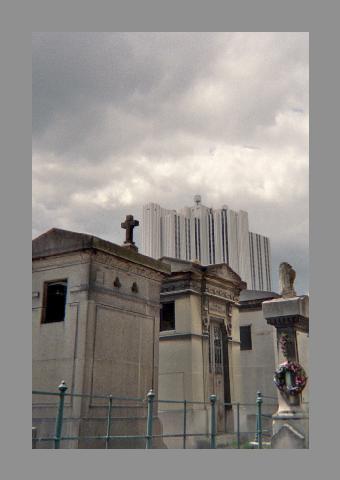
(32, 228), (170, 448)
(157, 257), (246, 448)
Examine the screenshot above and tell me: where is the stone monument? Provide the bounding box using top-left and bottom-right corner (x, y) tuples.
(279, 262), (296, 298)
(262, 263), (309, 449)
(32, 218), (170, 448)
(121, 214), (139, 251)
(158, 257), (246, 448)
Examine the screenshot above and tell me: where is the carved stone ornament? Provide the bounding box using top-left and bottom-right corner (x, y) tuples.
(279, 262), (296, 298)
(209, 299), (226, 315)
(226, 303), (233, 337)
(202, 315), (209, 334)
(92, 251), (163, 282)
(202, 296), (210, 334)
(205, 285), (235, 301)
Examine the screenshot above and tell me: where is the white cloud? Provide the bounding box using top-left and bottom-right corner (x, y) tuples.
(32, 32), (309, 293)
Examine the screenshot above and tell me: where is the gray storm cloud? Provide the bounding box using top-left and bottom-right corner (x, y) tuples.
(32, 32), (309, 294)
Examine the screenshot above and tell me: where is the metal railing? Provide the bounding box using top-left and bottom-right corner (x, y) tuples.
(32, 382), (275, 449)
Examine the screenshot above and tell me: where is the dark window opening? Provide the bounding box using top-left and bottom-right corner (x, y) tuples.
(177, 216), (181, 258)
(240, 325), (252, 350)
(42, 280), (67, 324)
(211, 215), (215, 263)
(224, 211), (229, 264)
(208, 215), (212, 263)
(198, 218), (201, 261)
(221, 214), (225, 262)
(213, 326), (223, 374)
(209, 325), (223, 374)
(160, 302), (175, 331)
(194, 218), (198, 259)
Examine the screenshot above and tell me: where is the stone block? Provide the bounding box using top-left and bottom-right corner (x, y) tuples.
(271, 423), (307, 449)
(262, 295), (309, 320)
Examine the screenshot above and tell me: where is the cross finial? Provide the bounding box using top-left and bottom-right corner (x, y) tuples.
(121, 214), (139, 251)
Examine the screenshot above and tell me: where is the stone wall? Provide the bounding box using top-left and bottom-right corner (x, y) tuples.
(32, 228), (169, 448)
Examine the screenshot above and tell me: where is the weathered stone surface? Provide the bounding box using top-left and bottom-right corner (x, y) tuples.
(33, 228), (169, 275)
(262, 265), (309, 449)
(271, 423), (306, 449)
(32, 228), (170, 448)
(263, 295), (309, 321)
(158, 257), (245, 447)
(279, 262), (296, 298)
(121, 214), (139, 250)
(233, 290), (280, 435)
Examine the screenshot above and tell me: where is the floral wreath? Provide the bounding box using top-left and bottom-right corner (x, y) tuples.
(274, 361), (307, 396)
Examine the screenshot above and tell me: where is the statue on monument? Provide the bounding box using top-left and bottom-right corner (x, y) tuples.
(279, 262), (296, 298)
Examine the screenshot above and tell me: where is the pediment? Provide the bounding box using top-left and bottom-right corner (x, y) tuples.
(205, 263), (243, 286)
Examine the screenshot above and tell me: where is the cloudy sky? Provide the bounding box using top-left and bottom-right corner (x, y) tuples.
(32, 32), (309, 294)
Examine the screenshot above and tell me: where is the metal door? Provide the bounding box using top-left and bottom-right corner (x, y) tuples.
(210, 322), (225, 432)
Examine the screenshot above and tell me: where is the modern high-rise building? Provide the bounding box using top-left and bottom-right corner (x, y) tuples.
(141, 196), (272, 291)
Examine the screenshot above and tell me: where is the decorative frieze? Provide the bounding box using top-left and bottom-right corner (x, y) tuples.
(208, 300), (226, 316)
(92, 251), (164, 283)
(204, 285), (237, 302)
(266, 315), (309, 333)
(33, 252), (91, 271)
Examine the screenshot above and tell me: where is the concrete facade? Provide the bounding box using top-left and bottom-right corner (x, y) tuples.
(141, 196), (272, 290)
(32, 228), (170, 448)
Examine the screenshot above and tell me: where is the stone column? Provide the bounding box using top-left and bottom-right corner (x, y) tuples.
(262, 263), (309, 449)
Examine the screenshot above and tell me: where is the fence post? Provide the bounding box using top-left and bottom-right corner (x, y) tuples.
(183, 400), (187, 449)
(236, 403), (240, 449)
(54, 380), (67, 449)
(256, 391), (263, 449)
(209, 394), (217, 449)
(146, 389), (155, 449)
(105, 395), (113, 449)
(32, 427), (37, 449)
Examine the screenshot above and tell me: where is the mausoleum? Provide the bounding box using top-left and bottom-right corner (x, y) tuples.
(157, 257), (246, 447)
(32, 226), (170, 448)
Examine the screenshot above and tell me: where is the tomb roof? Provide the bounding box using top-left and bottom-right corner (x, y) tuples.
(33, 228), (170, 275)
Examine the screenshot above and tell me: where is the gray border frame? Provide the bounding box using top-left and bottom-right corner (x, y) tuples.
(2, 0), (338, 477)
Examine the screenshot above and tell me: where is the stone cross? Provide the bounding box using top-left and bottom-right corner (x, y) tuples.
(121, 214), (139, 247)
